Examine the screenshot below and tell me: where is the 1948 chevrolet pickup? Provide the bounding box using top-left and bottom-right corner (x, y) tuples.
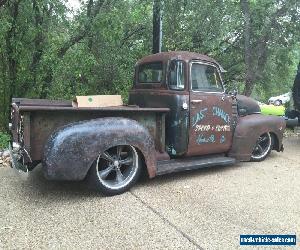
(9, 51), (285, 195)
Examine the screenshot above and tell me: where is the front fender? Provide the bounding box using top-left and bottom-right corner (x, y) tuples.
(43, 117), (157, 180)
(228, 114), (285, 161)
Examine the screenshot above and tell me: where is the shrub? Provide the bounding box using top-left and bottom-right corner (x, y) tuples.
(0, 131), (10, 149)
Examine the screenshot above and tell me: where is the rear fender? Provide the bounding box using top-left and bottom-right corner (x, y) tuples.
(228, 114), (285, 161)
(43, 117), (157, 180)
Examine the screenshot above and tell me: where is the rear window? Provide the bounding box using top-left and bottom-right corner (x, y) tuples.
(138, 62), (163, 84)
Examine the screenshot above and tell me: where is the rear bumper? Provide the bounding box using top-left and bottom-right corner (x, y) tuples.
(9, 142), (29, 179)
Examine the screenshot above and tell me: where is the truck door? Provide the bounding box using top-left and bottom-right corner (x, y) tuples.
(187, 61), (234, 156)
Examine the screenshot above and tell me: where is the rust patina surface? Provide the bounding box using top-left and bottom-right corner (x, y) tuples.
(43, 117), (157, 180)
(228, 114), (285, 161)
(15, 105), (168, 164)
(137, 51), (219, 68)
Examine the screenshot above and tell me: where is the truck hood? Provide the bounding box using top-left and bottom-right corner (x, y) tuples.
(236, 95), (261, 116)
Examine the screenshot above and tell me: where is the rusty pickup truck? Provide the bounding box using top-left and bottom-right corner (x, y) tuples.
(9, 51), (285, 195)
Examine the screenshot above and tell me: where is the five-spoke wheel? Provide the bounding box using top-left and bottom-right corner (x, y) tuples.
(87, 145), (141, 195)
(251, 132), (273, 162)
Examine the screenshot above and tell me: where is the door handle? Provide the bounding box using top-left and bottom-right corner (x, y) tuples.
(182, 102), (188, 110)
(191, 100), (203, 104)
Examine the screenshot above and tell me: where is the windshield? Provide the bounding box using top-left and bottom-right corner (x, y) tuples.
(138, 62), (163, 84)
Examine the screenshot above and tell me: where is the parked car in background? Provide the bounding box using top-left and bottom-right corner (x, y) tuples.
(268, 92), (291, 106)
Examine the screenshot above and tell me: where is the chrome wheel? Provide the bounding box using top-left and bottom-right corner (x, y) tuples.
(96, 145), (139, 190)
(251, 132), (272, 161)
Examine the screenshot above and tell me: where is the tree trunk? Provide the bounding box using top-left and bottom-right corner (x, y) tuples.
(59, 0), (105, 58)
(240, 0), (254, 96)
(3, 0), (19, 129)
(40, 68), (53, 99)
(243, 78), (255, 97)
(0, 52), (8, 130)
(152, 0), (163, 54)
(5, 0), (19, 97)
(28, 0), (46, 95)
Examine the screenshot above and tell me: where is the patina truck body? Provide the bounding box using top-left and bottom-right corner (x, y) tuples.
(10, 51), (285, 195)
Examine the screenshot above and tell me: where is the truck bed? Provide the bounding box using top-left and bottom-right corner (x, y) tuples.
(11, 98), (169, 163)
(12, 98), (169, 112)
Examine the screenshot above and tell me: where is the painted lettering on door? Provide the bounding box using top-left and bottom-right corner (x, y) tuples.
(212, 106), (230, 124)
(194, 124), (230, 132)
(192, 106), (231, 145)
(196, 134), (215, 144)
(195, 124), (211, 132)
(192, 108), (208, 127)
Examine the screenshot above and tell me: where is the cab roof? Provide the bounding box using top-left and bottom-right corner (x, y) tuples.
(137, 51), (226, 72)
(137, 51), (218, 65)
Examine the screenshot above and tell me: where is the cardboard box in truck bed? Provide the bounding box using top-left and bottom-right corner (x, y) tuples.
(72, 95), (123, 108)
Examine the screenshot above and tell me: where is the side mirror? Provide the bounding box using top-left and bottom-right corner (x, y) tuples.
(229, 89), (238, 100)
(226, 88), (238, 96)
(225, 82), (238, 98)
(232, 89), (238, 97)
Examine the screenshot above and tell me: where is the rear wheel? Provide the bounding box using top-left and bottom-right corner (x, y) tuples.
(250, 132), (273, 162)
(274, 99), (282, 106)
(87, 145), (141, 195)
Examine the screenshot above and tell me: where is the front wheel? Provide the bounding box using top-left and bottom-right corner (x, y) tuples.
(87, 145), (141, 196)
(250, 132), (273, 162)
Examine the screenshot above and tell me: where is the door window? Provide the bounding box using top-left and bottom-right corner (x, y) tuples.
(168, 60), (185, 90)
(191, 63), (223, 92)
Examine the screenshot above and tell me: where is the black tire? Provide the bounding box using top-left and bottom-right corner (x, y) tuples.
(250, 132), (273, 162)
(274, 99), (282, 106)
(87, 145), (141, 196)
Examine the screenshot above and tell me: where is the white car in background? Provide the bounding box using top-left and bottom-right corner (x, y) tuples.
(268, 92), (291, 106)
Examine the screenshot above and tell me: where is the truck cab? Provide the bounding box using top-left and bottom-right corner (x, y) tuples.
(129, 51), (282, 161)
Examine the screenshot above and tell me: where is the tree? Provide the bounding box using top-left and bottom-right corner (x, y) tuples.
(0, 0), (7, 8)
(240, 0), (300, 96)
(162, 0), (300, 97)
(152, 0), (163, 53)
(0, 0), (299, 131)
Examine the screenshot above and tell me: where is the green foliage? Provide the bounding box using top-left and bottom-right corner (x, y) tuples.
(0, 0), (299, 128)
(0, 131), (10, 149)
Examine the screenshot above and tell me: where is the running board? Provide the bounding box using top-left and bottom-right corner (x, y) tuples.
(156, 155), (236, 176)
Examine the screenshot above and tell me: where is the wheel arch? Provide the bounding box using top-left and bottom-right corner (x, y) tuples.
(43, 117), (157, 181)
(228, 114), (285, 161)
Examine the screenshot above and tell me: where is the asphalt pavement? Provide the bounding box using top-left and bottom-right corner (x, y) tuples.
(0, 137), (299, 250)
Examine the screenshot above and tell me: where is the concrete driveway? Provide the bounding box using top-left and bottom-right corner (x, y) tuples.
(0, 137), (299, 249)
